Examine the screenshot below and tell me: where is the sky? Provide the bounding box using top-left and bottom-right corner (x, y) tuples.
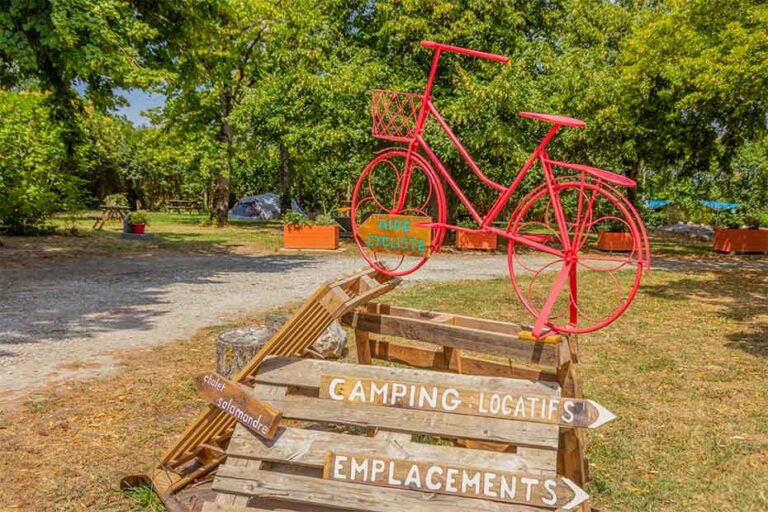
(112, 88), (165, 126)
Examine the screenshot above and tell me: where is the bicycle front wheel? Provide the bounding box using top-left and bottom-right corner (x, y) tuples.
(507, 181), (644, 335)
(351, 150), (446, 276)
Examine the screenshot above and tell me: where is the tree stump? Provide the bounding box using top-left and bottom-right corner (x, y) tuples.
(266, 313), (347, 359)
(216, 327), (272, 378)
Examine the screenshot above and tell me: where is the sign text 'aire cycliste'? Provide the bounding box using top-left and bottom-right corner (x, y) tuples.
(355, 214), (432, 257)
(323, 451), (589, 510)
(194, 372), (282, 440)
(319, 374), (616, 429)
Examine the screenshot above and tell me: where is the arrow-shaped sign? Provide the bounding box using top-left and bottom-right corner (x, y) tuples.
(324, 451), (590, 510)
(195, 372), (282, 440)
(355, 213), (432, 257)
(320, 375), (616, 429)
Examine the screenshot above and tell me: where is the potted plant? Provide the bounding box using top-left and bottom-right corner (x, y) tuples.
(283, 211), (339, 250)
(455, 218), (497, 251)
(597, 219), (634, 252)
(127, 211), (149, 234)
(713, 211), (768, 254)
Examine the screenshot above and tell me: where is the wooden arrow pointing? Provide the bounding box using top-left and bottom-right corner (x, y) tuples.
(320, 375), (616, 429)
(324, 451), (590, 510)
(355, 213), (432, 257)
(194, 372), (282, 440)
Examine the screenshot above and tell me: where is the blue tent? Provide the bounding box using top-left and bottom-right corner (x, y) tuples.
(698, 200), (740, 212)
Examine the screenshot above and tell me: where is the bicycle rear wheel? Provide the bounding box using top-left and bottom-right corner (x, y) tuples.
(351, 150), (446, 276)
(507, 180), (644, 335)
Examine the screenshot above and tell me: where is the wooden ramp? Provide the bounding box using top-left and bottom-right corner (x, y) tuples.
(204, 304), (593, 511)
(127, 268), (400, 499)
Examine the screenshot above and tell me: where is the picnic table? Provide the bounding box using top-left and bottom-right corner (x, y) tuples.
(167, 199), (202, 214)
(92, 205), (129, 230)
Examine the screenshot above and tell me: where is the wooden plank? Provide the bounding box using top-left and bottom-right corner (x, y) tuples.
(249, 384), (558, 449)
(341, 310), (559, 365)
(323, 451), (589, 510)
(256, 357), (559, 396)
(213, 465), (548, 512)
(226, 424), (550, 473)
(367, 340), (560, 382)
(355, 330), (372, 364)
(319, 375), (614, 429)
(354, 304), (564, 344)
(195, 372), (282, 439)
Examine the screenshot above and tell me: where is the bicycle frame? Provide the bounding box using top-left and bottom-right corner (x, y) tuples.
(398, 48), (566, 259)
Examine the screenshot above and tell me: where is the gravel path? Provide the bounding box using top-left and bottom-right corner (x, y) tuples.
(3, 251), (764, 404)
(0, 252), (521, 402)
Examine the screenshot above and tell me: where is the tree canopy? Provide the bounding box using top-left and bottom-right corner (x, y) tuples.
(1, 0), (767, 231)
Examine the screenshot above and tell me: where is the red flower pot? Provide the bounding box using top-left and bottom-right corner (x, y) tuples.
(131, 224), (146, 234)
(283, 225), (339, 250)
(456, 231), (497, 251)
(713, 228), (768, 254)
(597, 231), (634, 252)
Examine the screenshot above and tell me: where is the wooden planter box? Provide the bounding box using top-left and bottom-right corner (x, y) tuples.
(455, 231), (497, 251)
(283, 225), (339, 250)
(597, 231), (634, 252)
(713, 228), (768, 254)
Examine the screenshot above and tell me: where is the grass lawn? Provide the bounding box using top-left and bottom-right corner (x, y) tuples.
(0, 209), (718, 273)
(0, 265), (765, 510)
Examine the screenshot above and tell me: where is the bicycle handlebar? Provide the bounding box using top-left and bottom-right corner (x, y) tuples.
(421, 40), (509, 64)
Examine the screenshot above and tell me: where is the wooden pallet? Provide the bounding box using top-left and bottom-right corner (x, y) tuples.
(205, 304), (592, 511)
(124, 268), (400, 499)
(342, 303), (589, 488)
(206, 357), (564, 511)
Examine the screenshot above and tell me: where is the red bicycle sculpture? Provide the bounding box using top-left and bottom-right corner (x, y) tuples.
(351, 41), (650, 337)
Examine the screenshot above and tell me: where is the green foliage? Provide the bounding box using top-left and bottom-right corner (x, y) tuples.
(597, 218), (630, 233)
(718, 211), (743, 229)
(103, 193), (129, 208)
(3, 0), (768, 230)
(313, 214), (337, 226)
(281, 210), (308, 227)
(127, 211), (149, 226)
(0, 91), (84, 233)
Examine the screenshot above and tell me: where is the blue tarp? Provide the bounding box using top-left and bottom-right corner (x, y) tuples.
(644, 199), (671, 209)
(698, 200), (740, 212)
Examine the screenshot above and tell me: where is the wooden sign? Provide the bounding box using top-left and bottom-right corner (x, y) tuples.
(320, 375), (615, 429)
(323, 452), (589, 510)
(194, 372), (282, 440)
(355, 214), (432, 257)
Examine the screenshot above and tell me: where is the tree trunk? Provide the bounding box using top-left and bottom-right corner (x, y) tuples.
(625, 161), (640, 206)
(212, 173), (230, 226)
(212, 91), (235, 226)
(279, 142), (293, 212)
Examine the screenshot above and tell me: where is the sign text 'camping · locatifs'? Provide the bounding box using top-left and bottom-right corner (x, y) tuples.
(319, 374), (615, 429)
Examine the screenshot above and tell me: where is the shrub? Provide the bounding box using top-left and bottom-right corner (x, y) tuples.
(127, 211), (149, 226)
(313, 214), (338, 226)
(0, 91), (85, 234)
(282, 210), (308, 227)
(597, 219), (629, 232)
(104, 193), (129, 207)
(718, 211), (742, 229)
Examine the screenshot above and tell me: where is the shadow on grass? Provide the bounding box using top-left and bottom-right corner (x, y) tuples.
(643, 268), (768, 357)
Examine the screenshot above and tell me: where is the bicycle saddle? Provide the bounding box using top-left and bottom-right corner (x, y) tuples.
(543, 159), (637, 188)
(519, 111), (585, 128)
